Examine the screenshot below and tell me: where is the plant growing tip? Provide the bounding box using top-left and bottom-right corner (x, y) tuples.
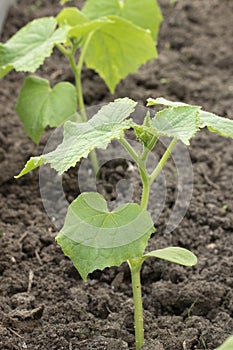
(15, 95), (233, 349)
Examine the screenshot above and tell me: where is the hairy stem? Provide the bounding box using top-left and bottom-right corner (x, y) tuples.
(128, 258), (144, 350)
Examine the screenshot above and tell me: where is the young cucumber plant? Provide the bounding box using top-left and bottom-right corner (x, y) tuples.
(0, 0), (162, 173)
(16, 97), (233, 349)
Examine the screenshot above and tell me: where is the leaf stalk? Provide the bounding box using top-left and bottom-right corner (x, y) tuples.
(149, 137), (177, 185)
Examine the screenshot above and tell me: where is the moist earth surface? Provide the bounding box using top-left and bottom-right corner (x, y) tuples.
(0, 1), (233, 349)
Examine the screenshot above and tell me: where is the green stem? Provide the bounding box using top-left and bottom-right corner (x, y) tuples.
(139, 166), (150, 210)
(119, 137), (139, 163)
(128, 258), (144, 350)
(121, 137), (178, 350)
(68, 54), (86, 122)
(149, 137), (177, 185)
(55, 43), (71, 56)
(63, 35), (99, 175)
(119, 137), (151, 209)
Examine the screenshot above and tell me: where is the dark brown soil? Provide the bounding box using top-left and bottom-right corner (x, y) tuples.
(0, 1), (233, 349)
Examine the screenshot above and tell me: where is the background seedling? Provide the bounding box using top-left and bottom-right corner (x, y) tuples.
(16, 97), (233, 349)
(0, 0), (162, 173)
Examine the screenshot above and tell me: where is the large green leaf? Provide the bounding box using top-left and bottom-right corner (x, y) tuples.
(148, 97), (233, 140)
(199, 111), (233, 139)
(0, 17), (67, 79)
(152, 106), (200, 144)
(82, 0), (163, 40)
(215, 336), (233, 350)
(15, 98), (136, 177)
(15, 76), (77, 144)
(56, 192), (155, 280)
(81, 16), (157, 93)
(142, 105), (200, 145)
(144, 247), (197, 266)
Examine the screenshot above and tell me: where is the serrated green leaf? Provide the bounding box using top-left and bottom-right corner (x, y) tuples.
(148, 98), (233, 140)
(82, 16), (157, 93)
(15, 98), (136, 178)
(0, 17), (67, 79)
(56, 192), (155, 280)
(15, 76), (77, 144)
(144, 247), (197, 266)
(82, 0), (163, 40)
(215, 336), (233, 350)
(15, 157), (44, 178)
(147, 106), (200, 145)
(199, 111), (233, 139)
(57, 8), (89, 27)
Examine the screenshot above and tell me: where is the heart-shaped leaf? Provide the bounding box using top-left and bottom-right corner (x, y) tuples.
(15, 98), (136, 177)
(0, 17), (67, 79)
(56, 192), (155, 280)
(15, 76), (77, 144)
(144, 247), (197, 266)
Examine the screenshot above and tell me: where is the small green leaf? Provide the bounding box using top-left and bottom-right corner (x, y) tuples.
(134, 112), (155, 147)
(82, 16), (157, 92)
(199, 111), (233, 139)
(56, 192), (155, 280)
(147, 97), (192, 108)
(0, 17), (67, 79)
(144, 247), (197, 266)
(60, 0), (73, 5)
(15, 98), (136, 177)
(15, 76), (77, 144)
(145, 106), (200, 145)
(15, 157), (44, 178)
(82, 0), (163, 40)
(57, 8), (89, 27)
(147, 97), (233, 140)
(215, 336), (233, 350)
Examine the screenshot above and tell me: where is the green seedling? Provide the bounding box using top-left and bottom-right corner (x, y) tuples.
(16, 97), (233, 349)
(187, 297), (199, 319)
(0, 0), (162, 173)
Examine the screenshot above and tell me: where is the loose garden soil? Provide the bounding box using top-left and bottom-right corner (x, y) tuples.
(0, 1), (233, 349)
